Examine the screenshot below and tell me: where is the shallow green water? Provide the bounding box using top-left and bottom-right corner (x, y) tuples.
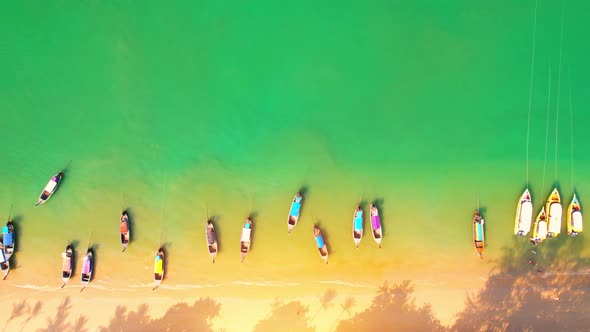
(1, 0), (589, 321)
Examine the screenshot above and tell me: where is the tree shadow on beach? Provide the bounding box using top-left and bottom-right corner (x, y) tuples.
(37, 297), (87, 332)
(451, 235), (590, 332)
(20, 301), (42, 332)
(334, 281), (445, 332)
(99, 298), (220, 332)
(3, 300), (28, 332)
(253, 300), (315, 332)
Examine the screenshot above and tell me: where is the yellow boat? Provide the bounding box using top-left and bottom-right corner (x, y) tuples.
(566, 194), (583, 236)
(530, 207), (548, 245)
(514, 188), (533, 236)
(546, 188), (562, 238)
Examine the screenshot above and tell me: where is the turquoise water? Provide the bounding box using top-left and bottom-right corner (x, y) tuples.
(1, 0), (590, 327)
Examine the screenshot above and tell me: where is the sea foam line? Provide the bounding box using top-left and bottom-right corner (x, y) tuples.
(319, 280), (372, 288)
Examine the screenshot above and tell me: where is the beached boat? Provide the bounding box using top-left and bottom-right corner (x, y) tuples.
(154, 248), (164, 289)
(567, 194), (583, 236)
(205, 219), (218, 263)
(120, 211), (130, 252)
(313, 225), (328, 264)
(0, 244), (9, 280)
(240, 217), (252, 263)
(35, 171), (64, 206)
(530, 207), (548, 245)
(370, 204), (382, 248)
(546, 188), (562, 238)
(473, 210), (485, 258)
(61, 244), (74, 288)
(352, 205), (363, 248)
(2, 221), (14, 260)
(80, 249), (93, 291)
(514, 188), (533, 236)
(287, 192), (303, 234)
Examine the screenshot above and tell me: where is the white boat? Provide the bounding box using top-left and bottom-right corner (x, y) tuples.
(240, 217), (252, 263)
(205, 219), (218, 263)
(35, 172), (64, 206)
(0, 249), (9, 280)
(370, 204), (382, 248)
(546, 188), (562, 238)
(352, 205), (363, 248)
(530, 207), (548, 245)
(61, 244), (74, 288)
(287, 192), (303, 234)
(567, 194), (583, 236)
(514, 188), (533, 236)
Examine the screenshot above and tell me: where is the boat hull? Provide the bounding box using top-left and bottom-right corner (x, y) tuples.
(567, 194), (583, 236)
(514, 189), (533, 236)
(546, 188), (562, 238)
(206, 221), (218, 263)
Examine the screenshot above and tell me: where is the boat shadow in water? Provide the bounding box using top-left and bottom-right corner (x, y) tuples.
(209, 216), (221, 255)
(69, 240), (80, 279)
(87, 245), (99, 282)
(160, 244), (171, 281)
(247, 213), (257, 253)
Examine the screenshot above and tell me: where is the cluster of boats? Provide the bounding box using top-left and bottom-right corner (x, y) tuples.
(0, 171), (385, 289)
(514, 187), (583, 245)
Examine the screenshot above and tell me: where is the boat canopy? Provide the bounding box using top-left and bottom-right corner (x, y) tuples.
(82, 256), (91, 274)
(371, 215), (381, 230)
(572, 211), (583, 232)
(154, 256), (163, 274)
(519, 201), (533, 231)
(537, 221), (548, 239)
(62, 256), (71, 271)
(548, 204), (563, 234)
(315, 235), (325, 248)
(475, 221), (484, 241)
(290, 202), (301, 217)
(44, 180), (58, 193)
(241, 228), (251, 242)
(3, 233), (13, 246)
(354, 212), (363, 231)
(120, 222), (128, 233)
(206, 228), (215, 244)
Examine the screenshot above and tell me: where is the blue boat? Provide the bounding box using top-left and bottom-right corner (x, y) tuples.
(352, 205), (363, 248)
(288, 192), (303, 234)
(313, 225), (328, 264)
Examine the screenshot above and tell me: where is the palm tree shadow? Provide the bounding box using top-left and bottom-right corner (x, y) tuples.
(451, 235), (590, 332)
(19, 301), (42, 332)
(253, 300), (314, 332)
(38, 297), (72, 332)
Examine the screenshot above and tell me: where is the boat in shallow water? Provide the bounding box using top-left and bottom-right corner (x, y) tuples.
(370, 204), (382, 248)
(61, 244), (74, 288)
(313, 225), (328, 264)
(530, 207), (548, 245)
(240, 217), (252, 263)
(546, 188), (562, 238)
(120, 211), (130, 252)
(36, 171), (64, 206)
(80, 249), (93, 291)
(473, 210), (485, 258)
(205, 219), (218, 263)
(154, 248), (165, 290)
(566, 194), (583, 236)
(287, 192), (303, 234)
(2, 221), (14, 260)
(514, 188), (533, 236)
(352, 205), (363, 248)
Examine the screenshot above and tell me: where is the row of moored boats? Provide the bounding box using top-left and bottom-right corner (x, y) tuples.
(1, 171), (384, 289)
